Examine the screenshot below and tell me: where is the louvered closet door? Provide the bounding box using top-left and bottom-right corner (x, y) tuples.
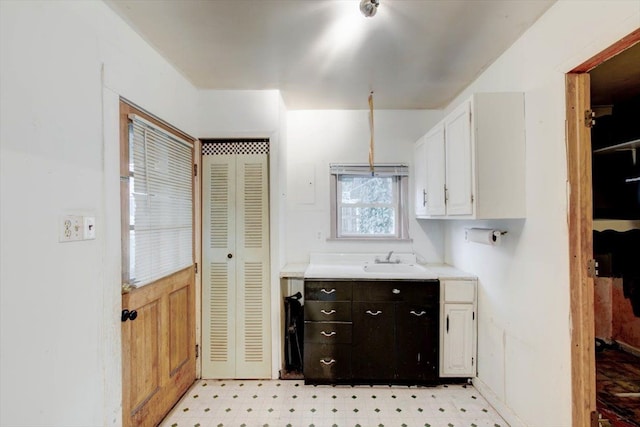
(202, 143), (271, 379)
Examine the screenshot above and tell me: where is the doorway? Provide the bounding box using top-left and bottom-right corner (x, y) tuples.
(567, 29), (640, 427)
(589, 42), (640, 426)
(201, 140), (272, 379)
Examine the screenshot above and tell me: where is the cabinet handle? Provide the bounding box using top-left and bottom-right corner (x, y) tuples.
(320, 359), (336, 365)
(320, 309), (336, 315)
(366, 310), (382, 316)
(392, 288), (400, 294)
(423, 189), (427, 207)
(446, 314), (449, 333)
(320, 331), (337, 337)
(320, 288), (336, 294)
(410, 310), (427, 317)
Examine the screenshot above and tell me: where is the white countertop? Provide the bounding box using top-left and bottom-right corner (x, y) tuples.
(280, 254), (476, 281)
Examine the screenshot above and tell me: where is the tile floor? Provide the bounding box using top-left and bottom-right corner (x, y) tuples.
(160, 380), (508, 427)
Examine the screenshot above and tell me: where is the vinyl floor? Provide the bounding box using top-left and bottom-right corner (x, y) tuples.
(159, 380), (508, 427)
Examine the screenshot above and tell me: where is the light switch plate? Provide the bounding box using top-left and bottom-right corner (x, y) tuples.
(83, 216), (96, 240)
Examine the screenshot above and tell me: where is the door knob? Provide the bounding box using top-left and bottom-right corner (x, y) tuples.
(121, 309), (138, 322)
(227, 253), (233, 259)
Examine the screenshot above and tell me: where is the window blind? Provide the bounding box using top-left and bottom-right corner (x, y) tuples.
(128, 115), (193, 287)
(329, 164), (409, 177)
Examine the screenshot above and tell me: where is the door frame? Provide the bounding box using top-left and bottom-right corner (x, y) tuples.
(566, 28), (640, 427)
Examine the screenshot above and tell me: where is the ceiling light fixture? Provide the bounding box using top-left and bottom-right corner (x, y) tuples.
(359, 0), (379, 18)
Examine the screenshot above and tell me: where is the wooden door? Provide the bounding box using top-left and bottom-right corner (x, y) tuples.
(120, 102), (195, 427)
(122, 268), (195, 427)
(445, 100), (474, 216)
(352, 301), (395, 380)
(202, 142), (271, 379)
(425, 123), (446, 216)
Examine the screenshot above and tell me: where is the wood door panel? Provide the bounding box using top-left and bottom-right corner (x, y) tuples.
(169, 286), (190, 374)
(122, 267), (195, 427)
(130, 301), (161, 412)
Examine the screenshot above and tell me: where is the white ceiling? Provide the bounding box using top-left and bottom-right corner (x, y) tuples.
(105, 0), (555, 109)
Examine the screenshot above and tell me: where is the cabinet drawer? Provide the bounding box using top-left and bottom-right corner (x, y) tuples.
(305, 281), (352, 301)
(444, 280), (475, 303)
(353, 280), (439, 302)
(304, 343), (351, 381)
(304, 322), (352, 344)
(305, 301), (351, 321)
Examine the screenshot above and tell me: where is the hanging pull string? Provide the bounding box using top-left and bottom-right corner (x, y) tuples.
(368, 91), (375, 174)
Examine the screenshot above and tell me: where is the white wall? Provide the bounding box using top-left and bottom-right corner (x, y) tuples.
(0, 1), (198, 426)
(285, 109), (444, 262)
(439, 2), (640, 425)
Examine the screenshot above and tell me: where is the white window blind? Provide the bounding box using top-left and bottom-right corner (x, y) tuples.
(128, 115), (193, 287)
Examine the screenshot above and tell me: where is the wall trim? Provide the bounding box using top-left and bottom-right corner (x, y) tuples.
(473, 377), (525, 427)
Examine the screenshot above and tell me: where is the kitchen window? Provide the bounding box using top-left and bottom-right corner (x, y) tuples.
(330, 164), (409, 240)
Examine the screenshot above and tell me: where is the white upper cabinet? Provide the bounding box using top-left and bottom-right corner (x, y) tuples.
(414, 123), (446, 217)
(444, 101), (474, 216)
(414, 92), (526, 219)
(414, 136), (429, 217)
(424, 122), (446, 216)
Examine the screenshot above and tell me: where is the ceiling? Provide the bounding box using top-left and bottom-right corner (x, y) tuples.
(105, 0), (556, 110)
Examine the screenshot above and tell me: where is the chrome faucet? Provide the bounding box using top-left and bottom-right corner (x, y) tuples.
(376, 250), (400, 264)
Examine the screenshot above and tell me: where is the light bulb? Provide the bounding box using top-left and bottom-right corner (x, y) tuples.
(359, 0), (379, 18)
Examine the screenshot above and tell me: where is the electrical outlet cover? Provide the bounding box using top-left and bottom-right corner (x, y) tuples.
(59, 215), (83, 242)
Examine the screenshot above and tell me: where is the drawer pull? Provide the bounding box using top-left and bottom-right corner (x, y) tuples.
(392, 288), (400, 294)
(320, 359), (336, 365)
(320, 309), (336, 315)
(410, 310), (427, 317)
(321, 288), (336, 294)
(320, 331), (337, 337)
(366, 310), (382, 316)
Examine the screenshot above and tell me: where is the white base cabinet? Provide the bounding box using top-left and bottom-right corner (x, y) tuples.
(440, 280), (477, 378)
(414, 92), (526, 219)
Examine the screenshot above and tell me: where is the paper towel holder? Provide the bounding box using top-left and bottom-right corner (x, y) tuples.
(465, 228), (507, 244)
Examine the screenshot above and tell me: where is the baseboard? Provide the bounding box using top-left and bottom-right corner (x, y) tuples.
(472, 376), (525, 427)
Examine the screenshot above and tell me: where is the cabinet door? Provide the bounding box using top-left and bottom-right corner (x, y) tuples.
(424, 123), (446, 216)
(441, 303), (475, 377)
(445, 101), (474, 216)
(414, 137), (429, 217)
(352, 302), (395, 380)
(396, 303), (439, 382)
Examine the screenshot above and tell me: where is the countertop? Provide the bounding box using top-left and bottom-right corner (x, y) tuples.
(280, 261), (475, 281)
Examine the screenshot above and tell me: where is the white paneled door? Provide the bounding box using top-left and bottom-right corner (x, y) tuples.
(202, 141), (271, 379)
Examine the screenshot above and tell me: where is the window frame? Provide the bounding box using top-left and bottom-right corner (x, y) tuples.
(330, 164), (410, 241)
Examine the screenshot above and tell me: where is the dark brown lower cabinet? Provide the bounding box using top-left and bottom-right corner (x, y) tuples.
(352, 302), (395, 380)
(395, 302), (439, 381)
(303, 279), (439, 385)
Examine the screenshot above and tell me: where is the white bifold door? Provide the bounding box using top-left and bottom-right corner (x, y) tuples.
(202, 141), (271, 379)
